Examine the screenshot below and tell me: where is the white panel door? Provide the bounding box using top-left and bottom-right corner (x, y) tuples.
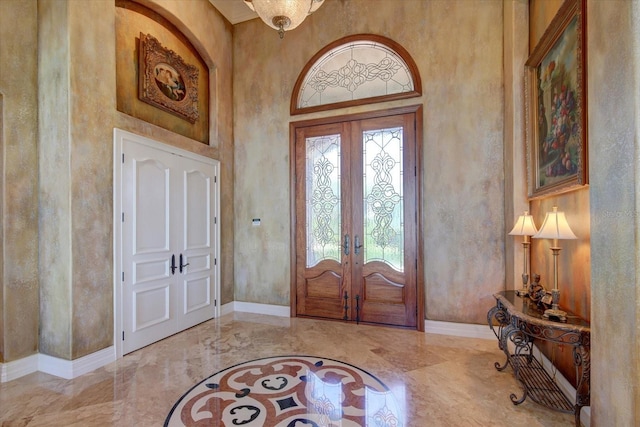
(115, 129), (219, 355)
(176, 159), (217, 331)
(122, 142), (177, 354)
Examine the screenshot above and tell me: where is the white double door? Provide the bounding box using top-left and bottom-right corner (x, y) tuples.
(114, 129), (219, 355)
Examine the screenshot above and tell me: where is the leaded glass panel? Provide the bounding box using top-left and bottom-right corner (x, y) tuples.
(298, 41), (414, 110)
(306, 134), (341, 267)
(363, 127), (404, 271)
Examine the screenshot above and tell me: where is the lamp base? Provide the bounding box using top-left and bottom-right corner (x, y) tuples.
(515, 273), (529, 297)
(543, 307), (567, 322)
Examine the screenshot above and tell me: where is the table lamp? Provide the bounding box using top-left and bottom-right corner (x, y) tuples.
(532, 206), (577, 322)
(509, 211), (538, 296)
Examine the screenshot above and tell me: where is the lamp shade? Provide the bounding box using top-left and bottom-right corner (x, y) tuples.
(533, 206), (577, 240)
(508, 211), (538, 236)
(244, 0), (324, 35)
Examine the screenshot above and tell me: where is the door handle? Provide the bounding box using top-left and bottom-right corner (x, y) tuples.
(343, 291), (349, 320)
(354, 235), (363, 255)
(170, 254), (177, 275)
(343, 234), (350, 256)
(179, 253), (190, 273)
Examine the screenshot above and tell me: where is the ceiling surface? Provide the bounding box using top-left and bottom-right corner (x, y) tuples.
(209, 0), (258, 24)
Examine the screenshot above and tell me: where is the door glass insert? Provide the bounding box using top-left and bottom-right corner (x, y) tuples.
(306, 134), (341, 267)
(363, 127), (404, 271)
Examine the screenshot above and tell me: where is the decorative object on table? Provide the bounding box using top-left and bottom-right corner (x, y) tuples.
(527, 274), (546, 303)
(243, 0), (324, 38)
(532, 206), (577, 322)
(539, 291), (554, 307)
(138, 33), (199, 123)
(509, 211), (538, 296)
(165, 355), (401, 426)
(524, 0), (587, 199)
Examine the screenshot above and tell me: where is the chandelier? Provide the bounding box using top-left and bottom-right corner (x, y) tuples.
(243, 0), (325, 39)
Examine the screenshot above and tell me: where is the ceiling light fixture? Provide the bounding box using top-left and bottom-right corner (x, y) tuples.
(244, 0), (325, 39)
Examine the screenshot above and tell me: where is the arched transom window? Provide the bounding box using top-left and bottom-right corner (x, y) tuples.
(291, 34), (421, 115)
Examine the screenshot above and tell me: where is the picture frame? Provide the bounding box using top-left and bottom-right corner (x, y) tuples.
(525, 0), (587, 199)
(138, 33), (199, 124)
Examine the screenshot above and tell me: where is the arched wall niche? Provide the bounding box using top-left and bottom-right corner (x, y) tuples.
(115, 0), (211, 143)
(291, 34), (422, 115)
(131, 0), (217, 68)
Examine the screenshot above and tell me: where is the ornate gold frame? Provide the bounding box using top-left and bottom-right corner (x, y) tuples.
(525, 0), (587, 199)
(138, 33), (199, 124)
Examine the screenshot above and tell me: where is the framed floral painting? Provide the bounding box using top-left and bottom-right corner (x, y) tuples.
(525, 0), (587, 199)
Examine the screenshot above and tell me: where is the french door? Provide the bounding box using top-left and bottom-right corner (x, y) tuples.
(292, 107), (422, 329)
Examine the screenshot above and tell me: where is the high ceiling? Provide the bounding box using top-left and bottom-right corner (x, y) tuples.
(208, 0), (257, 24)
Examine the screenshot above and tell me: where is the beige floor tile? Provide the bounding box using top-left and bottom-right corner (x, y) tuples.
(0, 314), (576, 426)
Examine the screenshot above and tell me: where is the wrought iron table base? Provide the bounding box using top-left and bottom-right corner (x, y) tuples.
(487, 291), (590, 427)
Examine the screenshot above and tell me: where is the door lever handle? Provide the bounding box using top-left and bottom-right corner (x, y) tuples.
(179, 254), (190, 273)
(354, 235), (363, 255)
(170, 254), (177, 275)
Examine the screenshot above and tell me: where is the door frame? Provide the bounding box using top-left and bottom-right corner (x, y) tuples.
(289, 105), (424, 331)
(113, 128), (220, 359)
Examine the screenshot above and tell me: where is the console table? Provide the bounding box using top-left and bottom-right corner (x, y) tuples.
(487, 291), (590, 427)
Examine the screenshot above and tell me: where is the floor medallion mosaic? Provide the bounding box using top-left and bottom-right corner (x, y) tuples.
(164, 355), (403, 427)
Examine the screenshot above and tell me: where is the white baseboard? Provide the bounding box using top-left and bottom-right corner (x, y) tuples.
(220, 301), (235, 316)
(425, 319), (496, 340)
(1, 346), (115, 383)
(232, 301), (290, 317)
(38, 346), (116, 380)
(0, 354), (39, 383)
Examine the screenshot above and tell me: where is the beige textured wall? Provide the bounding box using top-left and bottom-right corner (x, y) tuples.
(38, 0), (74, 359)
(504, 0), (529, 292)
(233, 0), (506, 323)
(0, 0), (40, 362)
(529, 0), (565, 52)
(589, 1), (639, 424)
(1, 0), (232, 362)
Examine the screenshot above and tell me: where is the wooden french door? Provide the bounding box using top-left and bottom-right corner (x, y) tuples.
(293, 107), (422, 329)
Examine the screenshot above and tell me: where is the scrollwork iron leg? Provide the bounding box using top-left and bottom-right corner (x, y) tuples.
(506, 327), (534, 406)
(487, 305), (501, 341)
(494, 357), (510, 371)
(489, 302), (511, 370)
(510, 389), (528, 405)
(573, 344), (590, 427)
(494, 323), (516, 371)
(488, 304), (509, 347)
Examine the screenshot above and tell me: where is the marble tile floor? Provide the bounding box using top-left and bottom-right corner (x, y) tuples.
(0, 313), (576, 426)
